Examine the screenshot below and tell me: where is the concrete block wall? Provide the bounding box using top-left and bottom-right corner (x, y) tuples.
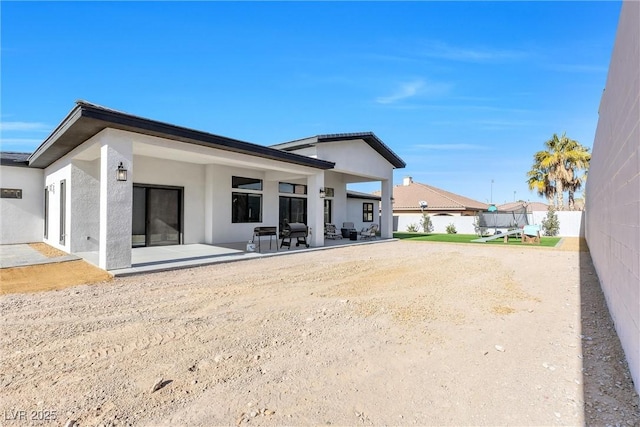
(586, 0), (639, 392)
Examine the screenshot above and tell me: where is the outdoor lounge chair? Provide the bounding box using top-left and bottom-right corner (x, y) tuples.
(359, 223), (379, 240)
(522, 224), (541, 244)
(325, 223), (343, 239)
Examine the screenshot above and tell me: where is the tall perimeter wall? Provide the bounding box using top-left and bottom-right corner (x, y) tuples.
(586, 1), (639, 392)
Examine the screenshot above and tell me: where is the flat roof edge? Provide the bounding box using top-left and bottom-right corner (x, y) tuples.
(27, 101), (336, 170)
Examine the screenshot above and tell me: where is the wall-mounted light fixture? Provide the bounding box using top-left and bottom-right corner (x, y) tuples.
(319, 187), (326, 198)
(116, 162), (128, 181)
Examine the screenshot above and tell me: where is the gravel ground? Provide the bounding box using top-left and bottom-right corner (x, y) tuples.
(1, 240), (638, 426)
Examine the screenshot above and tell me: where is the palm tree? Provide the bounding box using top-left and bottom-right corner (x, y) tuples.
(526, 133), (590, 210)
(527, 153), (555, 206)
(561, 140), (590, 210)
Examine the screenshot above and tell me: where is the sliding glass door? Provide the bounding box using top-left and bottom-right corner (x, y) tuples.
(132, 185), (182, 247)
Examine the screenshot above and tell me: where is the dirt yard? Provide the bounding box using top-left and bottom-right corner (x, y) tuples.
(1, 240), (638, 426)
(0, 243), (112, 295)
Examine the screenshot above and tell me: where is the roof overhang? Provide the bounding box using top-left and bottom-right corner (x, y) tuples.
(346, 191), (381, 201)
(272, 132), (406, 169)
(28, 101), (336, 170)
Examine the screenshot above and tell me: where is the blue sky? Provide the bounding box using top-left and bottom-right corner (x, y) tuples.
(1, 1), (621, 205)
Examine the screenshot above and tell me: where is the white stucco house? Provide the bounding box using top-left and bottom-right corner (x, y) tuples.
(0, 101), (405, 271)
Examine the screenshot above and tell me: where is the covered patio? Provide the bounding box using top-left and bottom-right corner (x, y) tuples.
(76, 236), (395, 277)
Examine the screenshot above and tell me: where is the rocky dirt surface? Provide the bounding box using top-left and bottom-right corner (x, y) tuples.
(1, 240), (638, 426)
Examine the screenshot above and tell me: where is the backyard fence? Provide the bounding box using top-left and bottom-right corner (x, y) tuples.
(394, 211), (585, 237)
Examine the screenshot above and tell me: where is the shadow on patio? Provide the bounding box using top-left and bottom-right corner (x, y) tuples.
(76, 236), (394, 277)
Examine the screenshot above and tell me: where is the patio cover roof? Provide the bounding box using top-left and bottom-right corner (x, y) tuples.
(0, 152), (31, 167)
(28, 100), (336, 170)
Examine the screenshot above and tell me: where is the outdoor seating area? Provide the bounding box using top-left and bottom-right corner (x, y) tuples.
(324, 224), (343, 240)
(359, 223), (379, 240)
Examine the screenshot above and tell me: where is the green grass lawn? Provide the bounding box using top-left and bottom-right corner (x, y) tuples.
(393, 232), (561, 247)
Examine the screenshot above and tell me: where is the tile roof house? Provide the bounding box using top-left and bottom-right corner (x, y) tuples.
(498, 201), (549, 213)
(378, 176), (488, 216)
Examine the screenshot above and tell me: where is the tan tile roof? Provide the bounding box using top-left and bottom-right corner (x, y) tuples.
(498, 201), (549, 212)
(375, 180), (488, 211)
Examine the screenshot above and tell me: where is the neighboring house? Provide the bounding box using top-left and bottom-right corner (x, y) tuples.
(383, 176), (488, 217)
(497, 201), (549, 213)
(375, 176), (488, 233)
(0, 101), (405, 271)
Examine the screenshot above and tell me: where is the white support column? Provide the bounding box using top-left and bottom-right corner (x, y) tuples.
(306, 171), (325, 247)
(380, 177), (393, 238)
(99, 139), (133, 270)
(204, 164), (215, 244)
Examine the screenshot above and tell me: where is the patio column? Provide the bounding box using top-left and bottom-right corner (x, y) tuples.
(204, 164), (215, 244)
(307, 171), (325, 247)
(380, 178), (393, 238)
(99, 138), (133, 270)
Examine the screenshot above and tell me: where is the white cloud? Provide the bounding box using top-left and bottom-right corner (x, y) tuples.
(0, 121), (49, 131)
(546, 64), (607, 73)
(0, 138), (42, 145)
(420, 41), (529, 63)
(376, 79), (451, 105)
(414, 143), (488, 151)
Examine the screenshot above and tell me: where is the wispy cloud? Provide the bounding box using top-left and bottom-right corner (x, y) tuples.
(413, 143), (488, 151)
(474, 119), (537, 130)
(376, 80), (424, 104)
(0, 138), (43, 145)
(420, 41), (529, 63)
(545, 64), (608, 73)
(376, 79), (451, 104)
(0, 121), (49, 131)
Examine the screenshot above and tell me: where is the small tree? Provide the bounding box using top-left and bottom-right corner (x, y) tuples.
(406, 223), (420, 232)
(446, 223), (457, 234)
(541, 206), (560, 236)
(421, 213), (434, 233)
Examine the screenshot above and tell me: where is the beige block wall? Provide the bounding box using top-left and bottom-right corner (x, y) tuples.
(586, 0), (640, 392)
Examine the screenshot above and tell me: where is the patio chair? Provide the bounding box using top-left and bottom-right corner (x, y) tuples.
(359, 223), (379, 240)
(522, 224), (541, 244)
(325, 223), (343, 240)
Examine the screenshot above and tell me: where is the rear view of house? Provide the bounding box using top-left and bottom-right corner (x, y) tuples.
(0, 101), (405, 271)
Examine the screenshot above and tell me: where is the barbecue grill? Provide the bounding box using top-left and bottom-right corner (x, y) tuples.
(280, 222), (309, 249)
(252, 226), (278, 252)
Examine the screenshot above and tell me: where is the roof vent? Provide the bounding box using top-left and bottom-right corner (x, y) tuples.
(403, 176), (413, 186)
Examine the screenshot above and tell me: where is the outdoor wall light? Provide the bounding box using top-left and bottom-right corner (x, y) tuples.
(319, 187), (326, 198)
(116, 162), (128, 181)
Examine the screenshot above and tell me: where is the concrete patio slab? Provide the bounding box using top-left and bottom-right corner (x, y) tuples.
(0, 244), (80, 269)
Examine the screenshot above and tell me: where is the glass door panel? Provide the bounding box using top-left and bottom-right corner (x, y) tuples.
(147, 188), (180, 246)
(132, 186), (147, 247)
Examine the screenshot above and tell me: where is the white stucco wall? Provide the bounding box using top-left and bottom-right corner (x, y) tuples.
(70, 159), (100, 252)
(0, 165), (44, 244)
(586, 0), (640, 392)
(317, 140), (393, 180)
(347, 198), (380, 232)
(207, 164), (279, 244)
(43, 162), (72, 252)
(325, 172), (348, 228)
(133, 155), (206, 245)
